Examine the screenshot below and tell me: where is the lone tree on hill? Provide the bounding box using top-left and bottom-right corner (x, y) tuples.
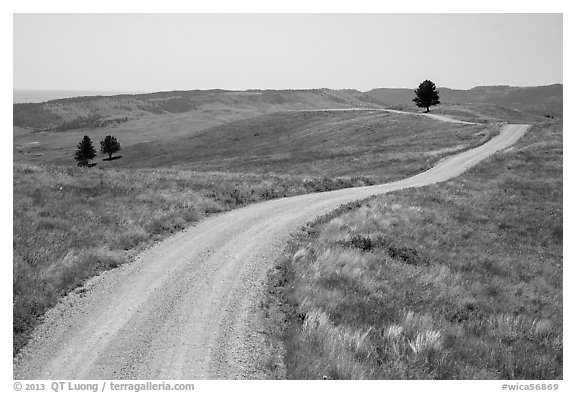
(413, 79), (440, 112)
(100, 135), (121, 160)
(75, 135), (96, 166)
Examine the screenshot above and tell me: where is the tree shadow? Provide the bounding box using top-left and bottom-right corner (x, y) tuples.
(102, 156), (123, 161)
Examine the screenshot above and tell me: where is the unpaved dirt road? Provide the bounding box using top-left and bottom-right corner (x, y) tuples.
(295, 107), (479, 125)
(14, 121), (529, 380)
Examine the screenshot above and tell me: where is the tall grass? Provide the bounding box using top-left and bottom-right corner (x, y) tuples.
(265, 120), (562, 379)
(13, 164), (373, 354)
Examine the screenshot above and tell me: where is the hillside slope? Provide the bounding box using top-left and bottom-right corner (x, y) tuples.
(33, 110), (496, 183)
(13, 89), (379, 131)
(14, 84), (562, 133)
(366, 84), (562, 118)
(271, 120), (561, 379)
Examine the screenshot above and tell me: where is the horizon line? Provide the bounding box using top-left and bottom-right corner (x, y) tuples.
(13, 83), (564, 95)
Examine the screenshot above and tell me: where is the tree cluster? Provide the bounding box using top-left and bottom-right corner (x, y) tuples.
(75, 135), (121, 166)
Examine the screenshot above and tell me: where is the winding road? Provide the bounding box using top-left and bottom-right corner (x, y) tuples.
(13, 113), (529, 379)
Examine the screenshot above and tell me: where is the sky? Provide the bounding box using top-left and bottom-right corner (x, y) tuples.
(13, 13), (563, 92)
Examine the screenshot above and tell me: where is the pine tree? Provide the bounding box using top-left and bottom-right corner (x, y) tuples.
(75, 135), (96, 166)
(413, 79), (440, 112)
(100, 135), (121, 160)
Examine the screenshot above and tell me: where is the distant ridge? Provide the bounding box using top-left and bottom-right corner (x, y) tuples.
(13, 89), (149, 104)
(365, 84), (562, 117)
(13, 85), (562, 131)
(13, 89), (379, 131)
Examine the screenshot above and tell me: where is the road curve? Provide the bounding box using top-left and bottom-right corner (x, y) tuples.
(14, 123), (529, 380)
(294, 107), (479, 125)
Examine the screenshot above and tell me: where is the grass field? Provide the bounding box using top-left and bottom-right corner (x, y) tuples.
(110, 110), (499, 182)
(13, 88), (377, 130)
(406, 103), (544, 124)
(14, 89), (379, 166)
(13, 108), (501, 356)
(13, 111), (256, 165)
(264, 119), (562, 379)
(15, 109), (500, 181)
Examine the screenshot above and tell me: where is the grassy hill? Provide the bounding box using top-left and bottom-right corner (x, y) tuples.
(16, 109), (498, 183)
(13, 88), (379, 131)
(13, 89), (383, 167)
(109, 110), (497, 182)
(14, 86), (558, 171)
(366, 84), (562, 118)
(15, 85), (561, 133)
(265, 119), (562, 379)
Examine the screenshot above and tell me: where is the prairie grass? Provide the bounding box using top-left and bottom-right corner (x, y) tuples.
(265, 120), (562, 379)
(13, 164), (373, 354)
(16, 110), (498, 185)
(13, 109), (494, 356)
(123, 111), (498, 183)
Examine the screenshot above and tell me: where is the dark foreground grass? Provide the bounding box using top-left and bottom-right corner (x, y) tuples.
(13, 164), (373, 354)
(264, 120), (562, 379)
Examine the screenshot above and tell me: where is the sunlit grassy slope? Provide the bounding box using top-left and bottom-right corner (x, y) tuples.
(13, 88), (377, 130)
(16, 107), (508, 176)
(94, 111), (498, 182)
(366, 84), (563, 118)
(14, 89), (378, 166)
(265, 120), (562, 379)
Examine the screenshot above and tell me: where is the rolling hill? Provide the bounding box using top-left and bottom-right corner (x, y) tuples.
(13, 85), (561, 137)
(14, 85), (558, 170)
(365, 84), (562, 118)
(106, 110), (497, 180)
(13, 89), (379, 131)
(15, 108), (498, 183)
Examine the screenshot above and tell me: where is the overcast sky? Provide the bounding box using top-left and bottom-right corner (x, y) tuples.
(13, 13), (562, 92)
